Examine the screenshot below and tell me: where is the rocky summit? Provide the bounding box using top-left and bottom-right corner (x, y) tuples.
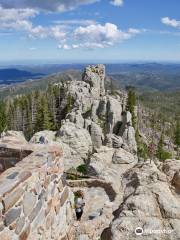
(0, 65), (180, 240)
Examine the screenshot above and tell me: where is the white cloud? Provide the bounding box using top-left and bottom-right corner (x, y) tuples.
(0, 6), (67, 41)
(110, 0), (123, 7)
(0, 2), (139, 50)
(128, 28), (141, 34)
(73, 23), (140, 49)
(75, 42), (109, 49)
(53, 19), (97, 26)
(0, 0), (125, 12)
(58, 44), (72, 50)
(56, 24), (141, 51)
(0, 6), (36, 33)
(50, 26), (67, 41)
(0, 0), (100, 12)
(74, 23), (121, 42)
(161, 17), (180, 28)
(0, 6), (38, 21)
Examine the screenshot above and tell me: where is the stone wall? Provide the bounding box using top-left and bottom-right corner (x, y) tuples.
(0, 143), (75, 240)
(0, 147), (32, 174)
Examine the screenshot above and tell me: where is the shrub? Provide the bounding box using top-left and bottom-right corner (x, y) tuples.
(76, 164), (87, 174)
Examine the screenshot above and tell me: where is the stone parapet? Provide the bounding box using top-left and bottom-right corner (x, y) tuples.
(0, 142), (75, 240)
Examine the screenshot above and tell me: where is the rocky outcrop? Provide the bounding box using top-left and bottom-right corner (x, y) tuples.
(90, 146), (137, 210)
(56, 121), (92, 168)
(110, 162), (180, 240)
(162, 159), (180, 193)
(110, 134), (124, 149)
(47, 64), (138, 182)
(30, 130), (56, 144)
(66, 110), (85, 128)
(112, 148), (136, 164)
(122, 126), (137, 154)
(82, 64), (105, 98)
(89, 122), (104, 149)
(52, 64), (137, 158)
(106, 96), (123, 134)
(1, 64), (158, 239)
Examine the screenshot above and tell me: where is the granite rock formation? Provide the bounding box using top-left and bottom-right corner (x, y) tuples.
(0, 65), (179, 240)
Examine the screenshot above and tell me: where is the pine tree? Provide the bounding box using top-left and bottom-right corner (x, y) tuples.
(0, 101), (7, 133)
(35, 94), (52, 132)
(6, 101), (15, 130)
(47, 85), (59, 130)
(126, 87), (136, 127)
(174, 119), (180, 147)
(157, 132), (164, 159)
(156, 132), (172, 161)
(42, 95), (53, 130)
(136, 129), (149, 160)
(174, 119), (180, 158)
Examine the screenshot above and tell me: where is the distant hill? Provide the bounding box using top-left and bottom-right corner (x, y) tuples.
(0, 63), (180, 95)
(0, 68), (44, 85)
(0, 70), (82, 99)
(107, 63), (180, 92)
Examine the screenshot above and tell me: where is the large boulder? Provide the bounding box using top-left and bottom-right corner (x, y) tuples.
(59, 140), (84, 170)
(90, 147), (115, 175)
(30, 130), (56, 144)
(112, 148), (136, 164)
(56, 121), (92, 161)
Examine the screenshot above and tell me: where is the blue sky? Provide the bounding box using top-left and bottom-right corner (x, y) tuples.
(0, 0), (180, 63)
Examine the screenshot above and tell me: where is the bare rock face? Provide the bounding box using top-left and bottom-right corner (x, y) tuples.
(90, 122), (104, 149)
(30, 130), (56, 144)
(90, 146), (136, 209)
(54, 64), (137, 155)
(172, 171), (180, 193)
(162, 159), (180, 181)
(111, 134), (123, 148)
(68, 80), (93, 113)
(112, 148), (136, 164)
(110, 162), (180, 240)
(82, 64), (105, 98)
(56, 121), (92, 163)
(162, 159), (180, 193)
(122, 126), (137, 154)
(90, 147), (115, 175)
(66, 110), (85, 128)
(106, 96), (123, 134)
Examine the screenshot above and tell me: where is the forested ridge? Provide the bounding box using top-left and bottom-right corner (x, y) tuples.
(0, 70), (179, 159)
(0, 83), (74, 139)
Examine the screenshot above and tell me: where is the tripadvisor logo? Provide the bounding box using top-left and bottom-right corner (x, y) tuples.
(135, 227), (144, 236)
(135, 227), (174, 236)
